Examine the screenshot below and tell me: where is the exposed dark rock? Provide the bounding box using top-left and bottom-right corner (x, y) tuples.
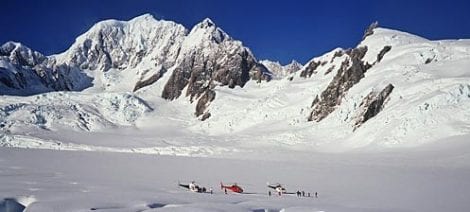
(310, 95), (319, 108)
(353, 84), (394, 129)
(308, 46), (371, 122)
(133, 67), (166, 92)
(363, 21), (379, 40)
(212, 48), (252, 88)
(377, 46), (392, 62)
(186, 57), (215, 102)
(330, 50), (345, 63)
(300, 60), (320, 78)
(161, 60), (192, 100)
(324, 65), (336, 75)
(163, 43), (270, 105)
(195, 89), (216, 117)
(425, 58), (433, 64)
(201, 112), (211, 121)
(251, 63), (272, 83)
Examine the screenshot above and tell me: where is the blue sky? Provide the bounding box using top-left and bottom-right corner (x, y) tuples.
(1, 0), (469, 64)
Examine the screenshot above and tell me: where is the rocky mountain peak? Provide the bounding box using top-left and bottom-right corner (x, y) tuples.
(188, 18), (230, 45)
(198, 18), (216, 28)
(285, 60), (303, 72)
(260, 59), (302, 79)
(1, 41), (47, 67)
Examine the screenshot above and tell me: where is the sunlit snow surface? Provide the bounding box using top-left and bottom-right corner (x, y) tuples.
(1, 136), (470, 212)
(1, 27), (470, 211)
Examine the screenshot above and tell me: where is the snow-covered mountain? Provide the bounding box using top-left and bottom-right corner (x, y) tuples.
(178, 23), (469, 149)
(0, 42), (91, 96)
(1, 14), (271, 119)
(54, 14), (187, 92)
(260, 59), (303, 79)
(1, 16), (470, 152)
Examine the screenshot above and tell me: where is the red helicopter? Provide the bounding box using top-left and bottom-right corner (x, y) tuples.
(220, 182), (244, 193)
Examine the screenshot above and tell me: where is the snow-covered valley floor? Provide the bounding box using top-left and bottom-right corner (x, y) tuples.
(1, 134), (470, 212)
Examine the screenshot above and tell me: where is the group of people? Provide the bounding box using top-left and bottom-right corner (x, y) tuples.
(295, 190), (318, 198)
(267, 190), (319, 198)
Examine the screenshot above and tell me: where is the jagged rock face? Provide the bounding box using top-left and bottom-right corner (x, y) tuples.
(330, 50), (345, 63)
(306, 23), (396, 123)
(162, 39), (269, 110)
(162, 18), (271, 110)
(308, 46), (371, 121)
(133, 67), (167, 92)
(195, 89), (216, 118)
(353, 84), (394, 129)
(0, 42), (91, 95)
(300, 60), (320, 78)
(377, 46), (392, 62)
(161, 56), (194, 100)
(363, 21), (379, 40)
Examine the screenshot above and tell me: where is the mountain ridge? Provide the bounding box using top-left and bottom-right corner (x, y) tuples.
(1, 15), (470, 151)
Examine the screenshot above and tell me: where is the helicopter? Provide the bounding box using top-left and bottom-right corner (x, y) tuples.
(267, 182), (287, 194)
(178, 181), (207, 193)
(220, 182), (244, 193)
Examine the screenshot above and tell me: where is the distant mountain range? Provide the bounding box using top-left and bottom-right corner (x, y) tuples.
(1, 14), (470, 150)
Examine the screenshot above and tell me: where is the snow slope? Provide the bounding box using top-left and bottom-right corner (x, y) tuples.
(1, 135), (470, 212)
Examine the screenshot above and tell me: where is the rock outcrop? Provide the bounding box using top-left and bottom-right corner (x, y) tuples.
(363, 21), (379, 40)
(195, 89), (216, 120)
(377, 45), (392, 62)
(133, 67), (167, 92)
(308, 46), (371, 121)
(300, 60), (320, 78)
(162, 18), (271, 118)
(353, 84), (394, 129)
(307, 22), (393, 123)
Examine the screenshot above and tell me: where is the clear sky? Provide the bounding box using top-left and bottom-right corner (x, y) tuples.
(1, 0), (469, 64)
